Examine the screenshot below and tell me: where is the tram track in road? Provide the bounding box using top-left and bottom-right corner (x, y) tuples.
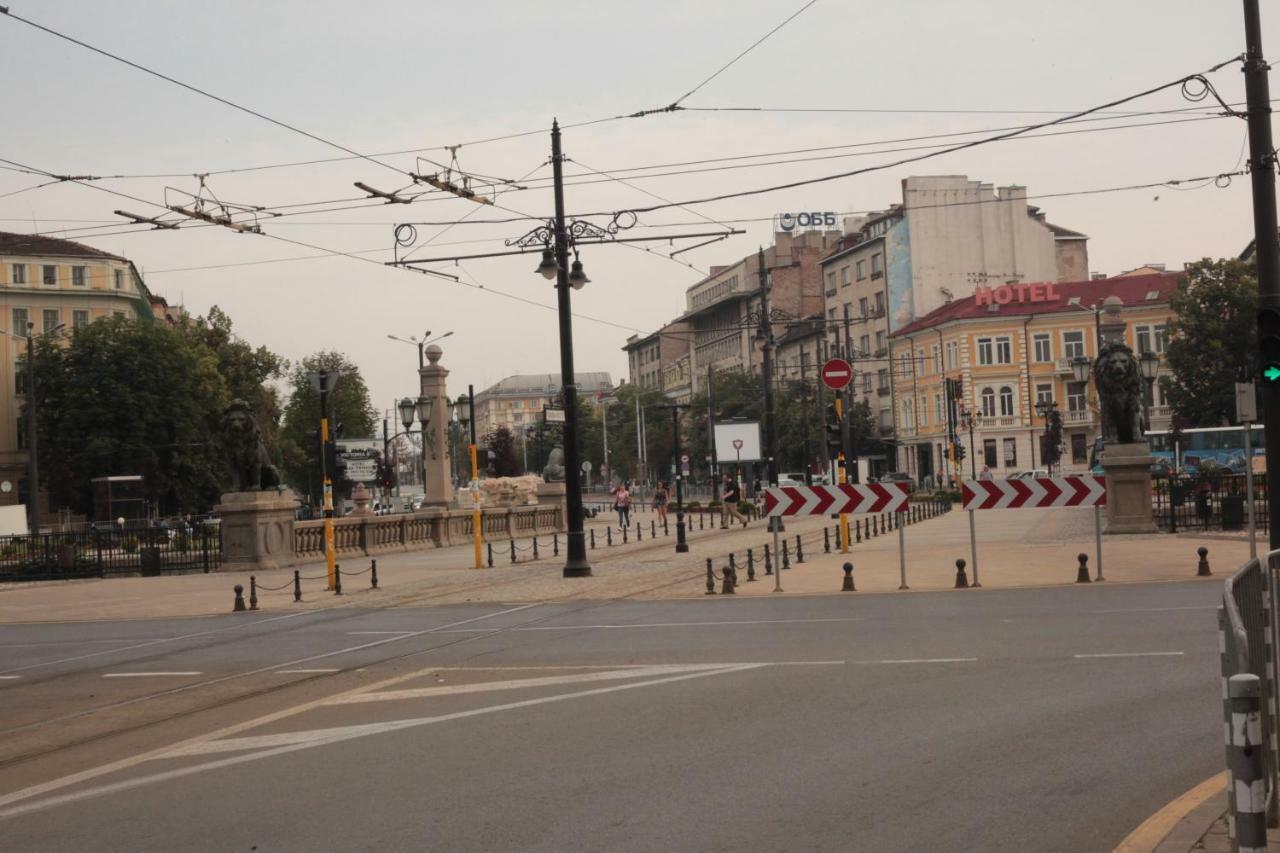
(0, 566), (706, 775)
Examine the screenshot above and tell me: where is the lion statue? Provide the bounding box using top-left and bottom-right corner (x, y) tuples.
(220, 400), (281, 491)
(542, 445), (566, 482)
(1093, 343), (1144, 444)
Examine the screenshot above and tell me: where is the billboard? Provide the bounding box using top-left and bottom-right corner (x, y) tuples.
(714, 422), (762, 463)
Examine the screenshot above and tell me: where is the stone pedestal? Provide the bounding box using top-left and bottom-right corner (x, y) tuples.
(1102, 443), (1159, 534)
(216, 491), (299, 571)
(536, 481), (566, 510)
(351, 483), (373, 517)
(419, 345), (454, 509)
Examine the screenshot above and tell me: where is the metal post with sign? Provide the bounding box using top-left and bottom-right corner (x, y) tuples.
(822, 358), (854, 553)
(1238, 381), (1259, 559)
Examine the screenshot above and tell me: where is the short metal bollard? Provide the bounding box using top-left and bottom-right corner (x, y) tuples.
(823, 527), (831, 553)
(1228, 673), (1268, 852)
(334, 563), (343, 596)
(705, 558), (716, 595)
(728, 552), (737, 577)
(249, 576), (259, 610)
(795, 534), (804, 564)
(510, 540), (517, 563)
(664, 518), (669, 536)
(746, 548), (757, 581)
(233, 583), (246, 612)
(842, 562), (856, 592)
(1075, 553), (1090, 584)
(370, 559), (378, 589)
(293, 570), (302, 602)
(1197, 546), (1211, 577)
(856, 519), (862, 543)
(721, 564), (737, 595)
(781, 540), (791, 570)
(623, 525), (629, 544)
(954, 558), (969, 589)
(636, 522), (642, 542)
(553, 534), (559, 557)
(487, 542), (494, 567)
(590, 529), (596, 549)
(764, 543), (773, 575)
(607, 527), (613, 546)
(533, 537), (540, 559)
(699, 513), (705, 531)
(651, 520), (656, 538)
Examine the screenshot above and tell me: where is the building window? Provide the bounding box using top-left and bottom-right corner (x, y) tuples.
(858, 297), (868, 318)
(859, 334), (870, 355)
(935, 393), (944, 423)
(11, 264), (26, 284)
(11, 308), (28, 336)
(983, 438), (998, 468)
(1063, 330), (1085, 360)
(877, 369), (889, 391)
(15, 356), (28, 395)
(113, 310), (125, 319)
(863, 373), (872, 393)
(945, 341), (958, 369)
(1071, 434), (1088, 464)
(72, 309), (89, 329)
(826, 271), (837, 293)
(1033, 333), (1051, 363)
(902, 399), (915, 430)
(977, 338), (994, 366)
(874, 292), (884, 315)
(915, 349), (926, 375)
(871, 253), (884, 277)
(72, 266), (87, 286)
(999, 386), (1014, 417)
(1036, 383), (1053, 408)
(980, 387), (996, 417)
(995, 337), (1012, 364)
(856, 259), (866, 280)
(1067, 381), (1087, 412)
(42, 265), (56, 286)
(1136, 324), (1168, 354)
(114, 269), (124, 290)
(918, 395), (928, 427)
(932, 344), (941, 374)
(840, 266), (850, 287)
(1003, 437), (1017, 468)
(875, 331), (885, 353)
(42, 309), (59, 333)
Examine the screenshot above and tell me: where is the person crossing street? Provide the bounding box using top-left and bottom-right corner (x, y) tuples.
(720, 475), (748, 528)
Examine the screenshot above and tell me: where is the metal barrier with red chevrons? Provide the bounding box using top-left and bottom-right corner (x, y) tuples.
(763, 482), (911, 518)
(961, 476), (1107, 511)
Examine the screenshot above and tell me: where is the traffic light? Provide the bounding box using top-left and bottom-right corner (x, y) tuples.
(953, 441), (966, 462)
(825, 401), (841, 451)
(1259, 306), (1280, 386)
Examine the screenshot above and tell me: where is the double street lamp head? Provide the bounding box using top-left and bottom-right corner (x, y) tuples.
(1070, 356), (1092, 384)
(398, 397), (416, 430)
(416, 395), (434, 425)
(535, 245), (591, 289)
(1139, 350), (1160, 382)
(536, 247), (559, 280)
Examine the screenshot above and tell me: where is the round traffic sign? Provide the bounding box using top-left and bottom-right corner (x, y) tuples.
(680, 454), (690, 464)
(821, 358), (853, 390)
(581, 461), (592, 473)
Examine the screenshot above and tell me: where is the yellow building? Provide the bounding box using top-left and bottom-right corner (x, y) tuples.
(890, 272), (1177, 485)
(1, 232), (154, 513)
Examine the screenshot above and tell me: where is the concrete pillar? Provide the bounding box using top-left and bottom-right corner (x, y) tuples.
(419, 345), (454, 508)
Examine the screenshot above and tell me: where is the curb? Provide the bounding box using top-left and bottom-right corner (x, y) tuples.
(1113, 772), (1225, 853)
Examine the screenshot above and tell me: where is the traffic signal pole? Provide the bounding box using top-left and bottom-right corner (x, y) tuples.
(836, 393), (851, 553)
(469, 384), (482, 569)
(1241, 0), (1280, 549)
(318, 372), (337, 590)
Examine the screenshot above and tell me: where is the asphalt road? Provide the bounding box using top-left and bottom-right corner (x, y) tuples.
(0, 579), (1224, 852)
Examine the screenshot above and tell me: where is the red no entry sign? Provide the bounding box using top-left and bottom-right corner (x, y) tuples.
(821, 358), (853, 390)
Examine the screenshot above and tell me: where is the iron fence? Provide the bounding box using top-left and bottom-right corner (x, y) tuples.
(0, 526), (221, 582)
(1153, 473), (1268, 534)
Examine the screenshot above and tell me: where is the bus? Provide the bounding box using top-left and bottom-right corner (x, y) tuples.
(1143, 425), (1265, 475)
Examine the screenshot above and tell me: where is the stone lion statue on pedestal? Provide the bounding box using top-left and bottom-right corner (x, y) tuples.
(1094, 343), (1144, 444)
(220, 400), (281, 491)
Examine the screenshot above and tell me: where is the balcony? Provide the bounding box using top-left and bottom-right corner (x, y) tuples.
(877, 385), (891, 397)
(1063, 409), (1093, 425)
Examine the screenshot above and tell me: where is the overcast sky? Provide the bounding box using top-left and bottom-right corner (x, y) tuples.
(1, 1), (1274, 419)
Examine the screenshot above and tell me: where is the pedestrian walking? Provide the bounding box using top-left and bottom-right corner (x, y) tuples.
(979, 465), (993, 481)
(612, 481), (632, 530)
(721, 475), (747, 528)
(653, 480), (669, 526)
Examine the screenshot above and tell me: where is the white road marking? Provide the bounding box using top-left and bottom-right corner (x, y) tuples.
(102, 672), (202, 678)
(0, 638), (175, 648)
(1073, 651), (1184, 659)
(436, 617), (867, 633)
(276, 669), (340, 674)
(0, 675), (20, 680)
(346, 631), (416, 635)
(0, 663), (767, 818)
(857, 658), (978, 664)
(1093, 606), (1216, 614)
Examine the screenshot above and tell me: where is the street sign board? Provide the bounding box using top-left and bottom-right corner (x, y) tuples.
(762, 482), (909, 517)
(545, 408), (565, 423)
(714, 422), (762, 463)
(1237, 381), (1258, 423)
(581, 461), (592, 473)
(961, 476), (1106, 511)
(681, 453), (689, 464)
(343, 459), (378, 482)
(820, 358), (853, 390)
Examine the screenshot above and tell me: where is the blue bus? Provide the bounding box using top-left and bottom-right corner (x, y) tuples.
(1144, 425), (1265, 474)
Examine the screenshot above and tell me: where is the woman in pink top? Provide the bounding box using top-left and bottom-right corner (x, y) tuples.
(612, 482), (632, 530)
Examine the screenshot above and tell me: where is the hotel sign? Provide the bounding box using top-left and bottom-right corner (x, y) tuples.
(974, 282), (1061, 306)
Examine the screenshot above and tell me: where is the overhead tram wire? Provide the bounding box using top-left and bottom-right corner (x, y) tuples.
(607, 57), (1246, 216)
(0, 8), (410, 179)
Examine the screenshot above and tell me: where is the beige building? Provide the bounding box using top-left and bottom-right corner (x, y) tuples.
(473, 372), (613, 438)
(0, 233), (155, 513)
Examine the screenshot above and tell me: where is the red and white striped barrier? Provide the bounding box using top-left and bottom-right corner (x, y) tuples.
(961, 476), (1106, 511)
(762, 482), (911, 518)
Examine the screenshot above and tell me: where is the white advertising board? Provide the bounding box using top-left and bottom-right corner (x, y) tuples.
(714, 422), (762, 463)
(0, 504), (27, 536)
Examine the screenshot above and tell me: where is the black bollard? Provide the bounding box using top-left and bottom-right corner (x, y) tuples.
(607, 526), (613, 546)
(764, 543), (773, 575)
(1076, 553), (1091, 584)
(842, 562), (856, 592)
(623, 524), (629, 544)
(233, 583), (246, 612)
(370, 559), (378, 589)
(510, 540), (517, 563)
(554, 534), (559, 557)
(705, 558), (716, 595)
(1197, 546), (1212, 577)
(781, 539), (791, 570)
(334, 563), (343, 596)
(699, 512), (705, 531)
(590, 528), (596, 549)
(954, 558), (969, 589)
(293, 569), (302, 602)
(533, 537), (540, 559)
(856, 519), (862, 543)
(795, 534), (805, 564)
(651, 520), (656, 538)
(747, 548), (757, 581)
(249, 575), (259, 611)
(636, 522), (642, 542)
(664, 518), (670, 536)
(824, 527), (831, 553)
(722, 565), (737, 595)
(487, 542), (494, 567)
(729, 552), (737, 576)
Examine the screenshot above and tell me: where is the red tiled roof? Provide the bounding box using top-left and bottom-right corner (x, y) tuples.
(0, 231), (128, 261)
(892, 272), (1181, 337)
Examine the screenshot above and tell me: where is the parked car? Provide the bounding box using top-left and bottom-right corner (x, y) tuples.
(878, 472), (916, 491)
(1006, 469), (1050, 480)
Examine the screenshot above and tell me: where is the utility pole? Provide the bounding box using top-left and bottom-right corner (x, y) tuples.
(757, 247), (778, 488)
(24, 323), (39, 536)
(708, 364), (720, 502)
(318, 371), (337, 590)
(1242, 0), (1280, 549)
(841, 304), (857, 485)
(663, 405), (690, 553)
(800, 349), (813, 485)
(815, 338), (829, 479)
(550, 120), (591, 577)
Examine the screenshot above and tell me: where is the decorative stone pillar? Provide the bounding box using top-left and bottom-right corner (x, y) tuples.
(1102, 444), (1160, 534)
(216, 490), (299, 571)
(419, 344), (454, 508)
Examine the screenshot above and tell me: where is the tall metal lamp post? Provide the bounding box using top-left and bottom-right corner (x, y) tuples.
(387, 330), (453, 369)
(958, 408), (978, 480)
(657, 405), (690, 553)
(415, 394), (433, 499)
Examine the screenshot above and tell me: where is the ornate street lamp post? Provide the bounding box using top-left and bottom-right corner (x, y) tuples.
(415, 394), (434, 499)
(1138, 351), (1160, 430)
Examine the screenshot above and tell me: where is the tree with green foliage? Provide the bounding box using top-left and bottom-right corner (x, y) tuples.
(32, 315), (228, 515)
(279, 351), (376, 503)
(482, 426), (521, 477)
(1162, 258), (1257, 427)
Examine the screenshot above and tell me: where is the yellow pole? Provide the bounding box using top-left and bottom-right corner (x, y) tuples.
(322, 417), (336, 590)
(836, 397), (850, 553)
(470, 443), (483, 568)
